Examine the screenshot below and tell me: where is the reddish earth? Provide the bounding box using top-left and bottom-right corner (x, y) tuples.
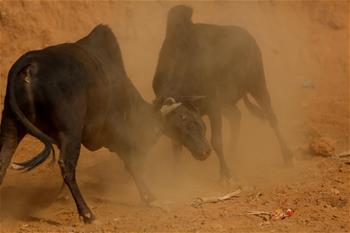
(0, 1), (349, 232)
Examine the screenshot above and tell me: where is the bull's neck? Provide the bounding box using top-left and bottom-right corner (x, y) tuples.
(123, 77), (163, 147)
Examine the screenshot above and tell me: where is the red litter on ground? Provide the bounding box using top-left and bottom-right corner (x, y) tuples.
(286, 208), (294, 216)
(272, 208), (295, 220)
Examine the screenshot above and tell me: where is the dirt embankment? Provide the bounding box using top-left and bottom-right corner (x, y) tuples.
(0, 1), (349, 233)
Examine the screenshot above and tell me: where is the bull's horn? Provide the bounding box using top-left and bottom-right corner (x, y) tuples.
(160, 101), (182, 116)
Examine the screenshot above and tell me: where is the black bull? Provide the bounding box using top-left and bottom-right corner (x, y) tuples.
(0, 25), (158, 223)
(0, 25), (209, 223)
(153, 5), (293, 182)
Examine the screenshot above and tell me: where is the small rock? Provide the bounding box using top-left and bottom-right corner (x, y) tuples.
(303, 80), (315, 88)
(309, 137), (336, 157)
(331, 188), (340, 195)
(0, 11), (7, 19)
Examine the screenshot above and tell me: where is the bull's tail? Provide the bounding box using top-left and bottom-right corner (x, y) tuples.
(8, 54), (56, 171)
(242, 95), (265, 120)
(10, 145), (56, 171)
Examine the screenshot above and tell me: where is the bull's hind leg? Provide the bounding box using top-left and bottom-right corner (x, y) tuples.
(58, 133), (94, 223)
(250, 86), (293, 164)
(0, 110), (25, 185)
(222, 106), (241, 157)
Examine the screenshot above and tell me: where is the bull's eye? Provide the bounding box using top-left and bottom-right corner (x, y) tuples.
(181, 115), (187, 120)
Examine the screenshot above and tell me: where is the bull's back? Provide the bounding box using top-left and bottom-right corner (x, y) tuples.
(194, 24), (265, 102)
(73, 25), (136, 149)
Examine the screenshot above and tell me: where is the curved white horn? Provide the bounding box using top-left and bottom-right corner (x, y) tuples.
(160, 99), (182, 116)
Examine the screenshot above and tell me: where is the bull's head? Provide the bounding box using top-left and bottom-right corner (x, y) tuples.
(155, 96), (211, 161)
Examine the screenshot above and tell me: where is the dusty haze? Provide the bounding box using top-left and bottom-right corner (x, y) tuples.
(0, 1), (349, 232)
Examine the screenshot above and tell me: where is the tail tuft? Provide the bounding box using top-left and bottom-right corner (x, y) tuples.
(10, 143), (54, 172)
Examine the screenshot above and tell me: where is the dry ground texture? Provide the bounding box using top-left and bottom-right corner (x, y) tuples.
(0, 1), (349, 232)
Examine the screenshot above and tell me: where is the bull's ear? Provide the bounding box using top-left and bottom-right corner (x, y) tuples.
(180, 96), (206, 102)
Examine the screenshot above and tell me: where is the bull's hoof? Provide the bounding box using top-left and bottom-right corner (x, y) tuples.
(147, 199), (172, 212)
(219, 169), (242, 189)
(220, 176), (239, 189)
(81, 212), (95, 224)
(141, 192), (156, 204)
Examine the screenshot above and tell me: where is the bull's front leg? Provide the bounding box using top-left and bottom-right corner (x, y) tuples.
(171, 139), (182, 170)
(207, 108), (234, 185)
(208, 112), (229, 179)
(120, 153), (155, 204)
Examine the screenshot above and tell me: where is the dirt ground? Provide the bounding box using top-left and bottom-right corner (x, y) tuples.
(0, 1), (349, 232)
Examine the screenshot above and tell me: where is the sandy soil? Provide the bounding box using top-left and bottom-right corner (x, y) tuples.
(0, 1), (349, 232)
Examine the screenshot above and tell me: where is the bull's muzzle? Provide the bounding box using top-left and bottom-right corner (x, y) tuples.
(195, 147), (211, 161)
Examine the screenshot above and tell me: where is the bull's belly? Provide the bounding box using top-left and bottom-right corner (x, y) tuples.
(81, 113), (110, 151)
(217, 89), (243, 107)
(81, 113), (133, 155)
(203, 78), (245, 108)
(81, 125), (104, 151)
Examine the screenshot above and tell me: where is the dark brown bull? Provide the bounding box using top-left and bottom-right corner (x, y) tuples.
(153, 5), (293, 184)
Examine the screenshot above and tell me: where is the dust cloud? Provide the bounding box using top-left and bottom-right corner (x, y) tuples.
(0, 0), (348, 228)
